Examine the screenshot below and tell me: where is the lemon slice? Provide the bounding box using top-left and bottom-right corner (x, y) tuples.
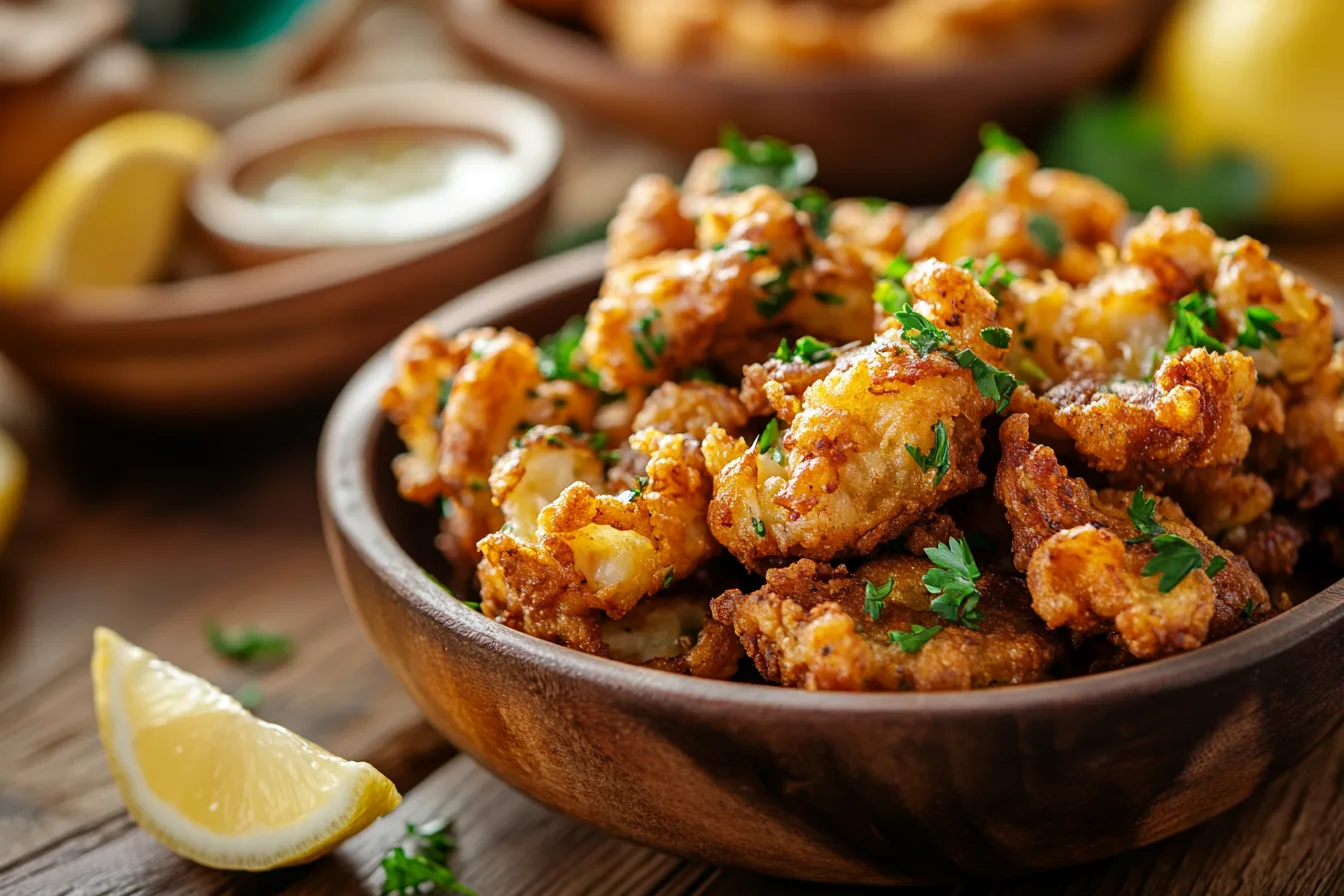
(92, 627), (400, 870)
(0, 429), (26, 553)
(0, 112), (216, 295)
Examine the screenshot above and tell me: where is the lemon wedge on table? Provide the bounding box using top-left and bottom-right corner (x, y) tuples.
(0, 429), (26, 553)
(91, 628), (400, 870)
(0, 112), (216, 295)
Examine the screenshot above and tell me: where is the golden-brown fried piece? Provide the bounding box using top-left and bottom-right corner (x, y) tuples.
(827, 198), (908, 272)
(601, 589), (742, 679)
(606, 173), (696, 267)
(994, 414), (1269, 656)
(707, 261), (1001, 570)
(1273, 344), (1344, 508)
(711, 556), (1063, 691)
(1161, 467), (1274, 535)
(488, 426), (606, 542)
(905, 146), (1126, 285)
(738, 342), (856, 422)
(631, 380), (749, 441)
(1222, 514), (1309, 578)
(1120, 207), (1218, 300)
(1041, 349), (1258, 476)
(478, 430), (718, 654)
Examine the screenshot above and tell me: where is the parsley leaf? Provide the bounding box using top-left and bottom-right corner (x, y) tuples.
(382, 818), (476, 896)
(775, 335), (834, 364)
(743, 243), (771, 260)
(1140, 533), (1206, 593)
(973, 252), (1018, 298)
(234, 681), (263, 710)
(954, 348), (1019, 413)
(719, 125), (818, 193)
(1206, 556), (1227, 578)
(631, 309), (668, 371)
(539, 316), (601, 388)
(617, 475), (648, 503)
(1166, 291), (1227, 353)
(751, 516), (766, 537)
(1026, 214), (1063, 258)
(1235, 306), (1282, 351)
(662, 567), (675, 589)
(791, 188), (833, 235)
(980, 326), (1012, 350)
(874, 253), (914, 314)
(906, 420), (950, 487)
(757, 418), (785, 464)
(922, 538), (984, 630)
(755, 259), (801, 318)
(889, 624), (942, 654)
(206, 622), (293, 663)
(970, 122), (1026, 188)
(814, 290), (846, 306)
(864, 575), (895, 621)
(894, 303), (952, 355)
(1124, 486), (1165, 544)
(685, 365), (719, 383)
(1241, 597), (1258, 624)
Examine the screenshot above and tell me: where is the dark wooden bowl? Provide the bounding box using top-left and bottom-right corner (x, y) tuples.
(319, 243), (1344, 884)
(443, 0), (1174, 201)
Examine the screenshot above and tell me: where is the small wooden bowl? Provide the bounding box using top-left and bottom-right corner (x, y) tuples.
(0, 83), (561, 418)
(319, 244), (1344, 884)
(443, 0), (1173, 200)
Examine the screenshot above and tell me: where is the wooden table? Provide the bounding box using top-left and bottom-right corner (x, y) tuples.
(4, 235), (1344, 896)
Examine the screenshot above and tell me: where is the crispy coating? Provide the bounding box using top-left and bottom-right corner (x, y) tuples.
(994, 414), (1269, 656)
(488, 426), (606, 542)
(600, 589), (742, 679)
(1222, 514), (1309, 579)
(1042, 349), (1258, 475)
(1120, 207), (1218, 300)
(478, 430), (718, 654)
(632, 380), (749, 440)
(738, 344), (856, 422)
(606, 173), (696, 267)
(525, 380), (600, 434)
(1274, 344), (1344, 508)
(707, 261), (1001, 570)
(905, 148), (1126, 285)
(1161, 467), (1275, 535)
(710, 556), (1063, 691)
(827, 198), (909, 272)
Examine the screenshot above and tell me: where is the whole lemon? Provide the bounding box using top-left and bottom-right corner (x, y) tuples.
(1149, 0), (1344, 222)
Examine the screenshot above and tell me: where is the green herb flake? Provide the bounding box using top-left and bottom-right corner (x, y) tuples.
(954, 348), (1019, 413)
(980, 326), (1012, 350)
(1124, 486), (1165, 544)
(381, 818), (477, 896)
(758, 418), (781, 457)
(776, 334), (835, 364)
(751, 517), (766, 537)
(1166, 291), (1227, 354)
(233, 681), (263, 710)
(719, 125), (818, 193)
(1235, 306), (1282, 351)
(889, 624), (942, 654)
(1206, 556), (1228, 578)
(923, 537), (984, 630)
(461, 600), (482, 612)
(1140, 533), (1206, 593)
(539, 316), (601, 388)
(631, 309), (668, 371)
(743, 242), (771, 260)
(791, 188), (833, 235)
(686, 365), (719, 383)
(1026, 213), (1064, 258)
(863, 575), (896, 621)
(970, 122), (1026, 188)
(436, 378), (453, 411)
(905, 420), (951, 487)
(662, 567), (675, 589)
(755, 260), (801, 318)
(874, 253), (915, 314)
(206, 622), (293, 663)
(894, 304), (953, 355)
(1240, 597), (1258, 624)
(814, 290), (845, 306)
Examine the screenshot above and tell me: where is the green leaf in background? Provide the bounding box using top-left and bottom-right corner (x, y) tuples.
(1043, 95), (1270, 232)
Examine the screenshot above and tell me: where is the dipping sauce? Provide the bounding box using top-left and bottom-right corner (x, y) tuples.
(234, 130), (521, 245)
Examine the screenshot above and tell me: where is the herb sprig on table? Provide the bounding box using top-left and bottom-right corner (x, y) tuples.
(206, 622), (293, 663)
(382, 818), (477, 896)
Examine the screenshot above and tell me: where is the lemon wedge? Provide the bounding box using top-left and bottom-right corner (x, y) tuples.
(92, 627), (400, 870)
(0, 112), (216, 295)
(0, 429), (26, 553)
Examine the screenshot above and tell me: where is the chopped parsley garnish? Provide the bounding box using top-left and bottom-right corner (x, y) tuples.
(544, 434), (565, 447)
(814, 290), (845, 306)
(1234, 306), (1282, 351)
(1141, 534), (1207, 593)
(791, 188), (832, 235)
(719, 125), (818, 193)
(894, 303), (953, 355)
(461, 600), (482, 612)
(662, 567), (675, 589)
(967, 252), (1018, 298)
(618, 475), (648, 503)
(1124, 486), (1165, 544)
(1026, 213), (1063, 258)
(980, 326), (1012, 350)
(864, 575), (895, 621)
(906, 420), (950, 487)
(599, 449), (622, 464)
(889, 624), (942, 654)
(686, 365), (719, 382)
(206, 622), (293, 663)
(539, 316), (601, 388)
(436, 378), (453, 411)
(631, 309), (667, 371)
(234, 681), (263, 710)
(1166, 291), (1227, 354)
(1206, 556), (1227, 578)
(860, 196), (890, 211)
(874, 253), (914, 314)
(1241, 597), (1257, 623)
(382, 818), (476, 896)
(775, 335), (834, 364)
(970, 122), (1026, 188)
(954, 348), (1019, 413)
(751, 516), (766, 537)
(922, 538), (984, 630)
(586, 431), (608, 450)
(743, 242), (771, 260)
(755, 259), (801, 318)
(757, 417), (785, 464)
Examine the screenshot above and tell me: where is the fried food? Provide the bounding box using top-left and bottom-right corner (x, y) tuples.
(601, 587), (742, 679)
(705, 260), (1001, 570)
(631, 380), (749, 441)
(711, 556), (1063, 691)
(995, 414), (1269, 657)
(606, 173), (696, 267)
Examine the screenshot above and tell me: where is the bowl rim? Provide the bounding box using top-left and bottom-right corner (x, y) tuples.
(0, 82), (562, 327)
(320, 241), (1344, 718)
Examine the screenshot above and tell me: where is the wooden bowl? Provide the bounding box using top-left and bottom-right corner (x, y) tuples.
(0, 84), (561, 418)
(443, 0), (1174, 201)
(318, 244), (1344, 884)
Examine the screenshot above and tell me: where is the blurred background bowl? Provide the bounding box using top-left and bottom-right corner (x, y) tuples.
(444, 0), (1175, 201)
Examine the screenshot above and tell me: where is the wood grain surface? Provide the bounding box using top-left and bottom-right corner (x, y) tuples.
(4, 238), (1344, 893)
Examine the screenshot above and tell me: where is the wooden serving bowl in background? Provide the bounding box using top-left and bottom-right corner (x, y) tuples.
(443, 0), (1174, 201)
(319, 243), (1344, 884)
(0, 83), (561, 418)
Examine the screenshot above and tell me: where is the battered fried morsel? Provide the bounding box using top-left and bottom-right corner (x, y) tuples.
(827, 198), (909, 272)
(488, 426), (606, 542)
(994, 414), (1269, 656)
(1161, 467), (1275, 534)
(606, 173), (696, 267)
(477, 430), (718, 653)
(705, 262), (1002, 570)
(906, 146), (1126, 285)
(710, 557), (1063, 691)
(601, 590), (742, 679)
(632, 381), (750, 441)
(1222, 514), (1309, 578)
(1275, 345), (1344, 508)
(1041, 349), (1258, 476)
(1120, 207), (1218, 300)
(738, 344), (855, 422)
